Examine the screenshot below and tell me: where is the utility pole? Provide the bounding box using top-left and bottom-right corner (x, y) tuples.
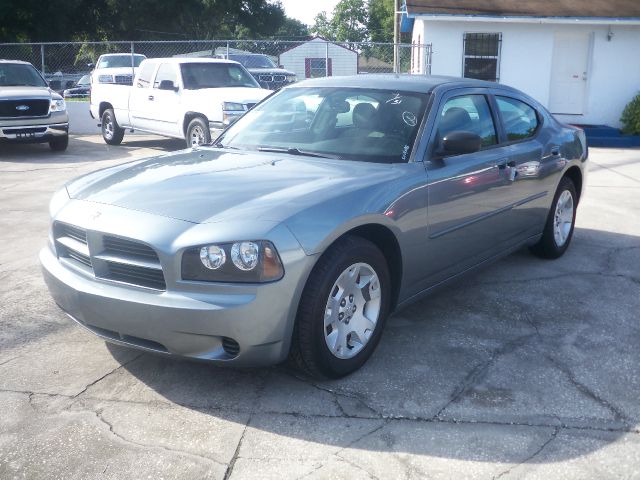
(393, 0), (400, 73)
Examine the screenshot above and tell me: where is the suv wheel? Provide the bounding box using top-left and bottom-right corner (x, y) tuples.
(49, 135), (69, 151)
(101, 108), (125, 145)
(186, 117), (211, 148)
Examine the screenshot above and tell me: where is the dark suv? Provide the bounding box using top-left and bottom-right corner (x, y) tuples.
(0, 60), (69, 151)
(227, 54), (296, 91)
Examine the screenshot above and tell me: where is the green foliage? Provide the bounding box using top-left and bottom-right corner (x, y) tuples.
(0, 0), (298, 42)
(367, 0), (394, 43)
(620, 93), (640, 135)
(311, 0), (368, 43)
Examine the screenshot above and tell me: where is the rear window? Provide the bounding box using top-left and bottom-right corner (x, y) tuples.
(496, 96), (539, 141)
(136, 62), (156, 88)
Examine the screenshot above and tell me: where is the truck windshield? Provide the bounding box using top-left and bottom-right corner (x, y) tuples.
(97, 55), (145, 69)
(180, 63), (259, 89)
(0, 63), (47, 87)
(229, 55), (276, 69)
(216, 87), (429, 164)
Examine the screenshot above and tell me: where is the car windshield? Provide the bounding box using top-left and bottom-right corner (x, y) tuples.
(97, 55), (145, 69)
(216, 87), (429, 163)
(180, 63), (259, 89)
(77, 75), (90, 86)
(0, 63), (47, 87)
(229, 55), (276, 69)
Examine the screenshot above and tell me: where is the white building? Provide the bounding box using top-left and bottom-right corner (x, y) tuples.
(406, 0), (640, 127)
(279, 37), (358, 80)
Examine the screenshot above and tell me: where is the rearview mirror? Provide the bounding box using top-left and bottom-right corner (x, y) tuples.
(158, 80), (178, 92)
(440, 131), (482, 156)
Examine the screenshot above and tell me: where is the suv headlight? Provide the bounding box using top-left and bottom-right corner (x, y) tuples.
(222, 102), (247, 126)
(222, 102), (246, 111)
(182, 240), (284, 283)
(50, 98), (66, 113)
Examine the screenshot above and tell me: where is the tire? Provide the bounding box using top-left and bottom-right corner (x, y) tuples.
(186, 117), (211, 148)
(101, 108), (125, 145)
(291, 236), (391, 379)
(49, 135), (69, 151)
(530, 176), (577, 259)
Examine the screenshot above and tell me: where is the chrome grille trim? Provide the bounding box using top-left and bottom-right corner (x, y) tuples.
(52, 222), (166, 291)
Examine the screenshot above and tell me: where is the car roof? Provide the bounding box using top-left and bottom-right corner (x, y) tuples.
(0, 59), (34, 65)
(99, 53), (146, 57)
(141, 57), (240, 65)
(292, 74), (519, 94)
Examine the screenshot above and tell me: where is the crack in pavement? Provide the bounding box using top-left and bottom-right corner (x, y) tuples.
(493, 426), (561, 479)
(545, 355), (631, 427)
(92, 408), (227, 468)
(434, 333), (537, 419)
(71, 353), (143, 400)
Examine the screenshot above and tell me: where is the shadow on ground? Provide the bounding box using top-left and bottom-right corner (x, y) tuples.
(97, 226), (640, 465)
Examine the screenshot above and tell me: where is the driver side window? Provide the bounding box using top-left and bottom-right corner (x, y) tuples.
(436, 94), (497, 150)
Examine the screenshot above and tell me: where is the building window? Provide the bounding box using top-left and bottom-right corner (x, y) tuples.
(305, 58), (332, 78)
(463, 33), (502, 82)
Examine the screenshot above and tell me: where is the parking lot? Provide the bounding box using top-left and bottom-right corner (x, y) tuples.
(0, 134), (639, 479)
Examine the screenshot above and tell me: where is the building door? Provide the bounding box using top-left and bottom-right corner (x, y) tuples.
(548, 33), (590, 115)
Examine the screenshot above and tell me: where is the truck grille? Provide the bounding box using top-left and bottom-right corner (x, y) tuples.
(114, 74), (133, 85)
(53, 222), (166, 291)
(0, 99), (50, 118)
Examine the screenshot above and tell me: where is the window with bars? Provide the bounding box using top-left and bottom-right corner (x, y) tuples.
(463, 33), (502, 82)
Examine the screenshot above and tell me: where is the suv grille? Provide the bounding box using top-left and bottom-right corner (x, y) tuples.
(53, 222), (166, 291)
(0, 99), (50, 118)
(114, 74), (133, 85)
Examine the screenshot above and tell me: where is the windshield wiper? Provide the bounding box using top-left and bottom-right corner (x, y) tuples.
(257, 146), (340, 159)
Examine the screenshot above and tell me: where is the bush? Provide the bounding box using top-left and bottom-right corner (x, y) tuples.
(621, 93), (640, 135)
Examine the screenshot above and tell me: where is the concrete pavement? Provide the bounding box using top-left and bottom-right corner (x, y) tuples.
(0, 136), (639, 479)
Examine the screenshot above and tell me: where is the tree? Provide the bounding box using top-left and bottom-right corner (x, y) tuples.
(274, 17), (310, 39)
(310, 0), (367, 43)
(367, 0), (394, 43)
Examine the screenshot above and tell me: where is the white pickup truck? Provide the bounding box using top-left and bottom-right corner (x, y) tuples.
(89, 57), (271, 147)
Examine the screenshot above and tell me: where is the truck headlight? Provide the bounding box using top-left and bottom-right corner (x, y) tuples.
(50, 99), (66, 112)
(222, 102), (246, 111)
(182, 240), (283, 283)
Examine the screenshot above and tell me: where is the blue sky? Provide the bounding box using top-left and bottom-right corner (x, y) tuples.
(278, 0), (342, 26)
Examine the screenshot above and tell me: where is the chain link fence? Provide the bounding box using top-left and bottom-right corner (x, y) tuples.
(0, 40), (432, 92)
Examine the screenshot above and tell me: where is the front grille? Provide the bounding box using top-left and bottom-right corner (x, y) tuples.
(222, 337), (240, 357)
(53, 222), (166, 291)
(114, 74), (133, 85)
(0, 99), (50, 118)
(258, 74), (274, 82)
(104, 262), (166, 290)
(103, 235), (158, 259)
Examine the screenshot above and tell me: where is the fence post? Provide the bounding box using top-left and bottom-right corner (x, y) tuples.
(226, 41), (230, 59)
(130, 41), (135, 80)
(325, 41), (329, 77)
(40, 44), (45, 76)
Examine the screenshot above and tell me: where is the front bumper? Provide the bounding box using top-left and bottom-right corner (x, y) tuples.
(0, 119), (68, 143)
(39, 204), (316, 367)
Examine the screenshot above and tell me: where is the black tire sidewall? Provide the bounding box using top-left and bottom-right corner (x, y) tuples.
(101, 109), (124, 145)
(299, 238), (391, 378)
(49, 135), (68, 151)
(186, 117), (211, 148)
(540, 177), (578, 258)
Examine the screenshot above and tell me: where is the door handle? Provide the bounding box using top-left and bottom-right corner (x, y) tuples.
(148, 95), (154, 101)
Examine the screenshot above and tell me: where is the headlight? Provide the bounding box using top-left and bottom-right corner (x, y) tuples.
(286, 74), (296, 82)
(222, 102), (246, 111)
(182, 240), (283, 283)
(50, 98), (66, 112)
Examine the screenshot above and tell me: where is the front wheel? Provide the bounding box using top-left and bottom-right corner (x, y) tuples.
(291, 236), (391, 379)
(186, 117), (211, 148)
(49, 135), (69, 151)
(101, 109), (125, 145)
(530, 176), (577, 259)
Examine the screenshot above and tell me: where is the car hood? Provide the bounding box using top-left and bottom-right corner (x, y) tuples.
(0, 86), (51, 100)
(248, 68), (295, 76)
(66, 148), (401, 224)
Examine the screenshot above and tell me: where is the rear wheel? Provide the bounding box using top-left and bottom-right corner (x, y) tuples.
(291, 236), (391, 379)
(49, 135), (68, 151)
(186, 117), (210, 148)
(101, 108), (125, 145)
(530, 176), (577, 259)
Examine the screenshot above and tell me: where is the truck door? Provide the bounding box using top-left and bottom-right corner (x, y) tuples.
(129, 61), (158, 132)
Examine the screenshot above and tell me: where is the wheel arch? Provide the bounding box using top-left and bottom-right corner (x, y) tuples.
(98, 101), (114, 118)
(563, 165), (583, 203)
(183, 112), (209, 136)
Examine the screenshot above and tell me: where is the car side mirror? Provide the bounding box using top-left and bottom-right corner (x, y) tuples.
(158, 80), (178, 92)
(87, 63), (94, 69)
(440, 131), (482, 156)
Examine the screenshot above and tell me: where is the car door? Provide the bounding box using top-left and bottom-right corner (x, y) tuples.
(129, 61), (158, 132)
(491, 93), (551, 238)
(421, 89), (516, 285)
(147, 63), (182, 136)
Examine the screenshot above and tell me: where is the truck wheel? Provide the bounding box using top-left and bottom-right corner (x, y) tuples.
(102, 109), (125, 145)
(49, 135), (69, 152)
(186, 117), (211, 148)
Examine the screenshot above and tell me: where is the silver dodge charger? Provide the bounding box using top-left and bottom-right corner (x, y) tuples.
(41, 75), (587, 378)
